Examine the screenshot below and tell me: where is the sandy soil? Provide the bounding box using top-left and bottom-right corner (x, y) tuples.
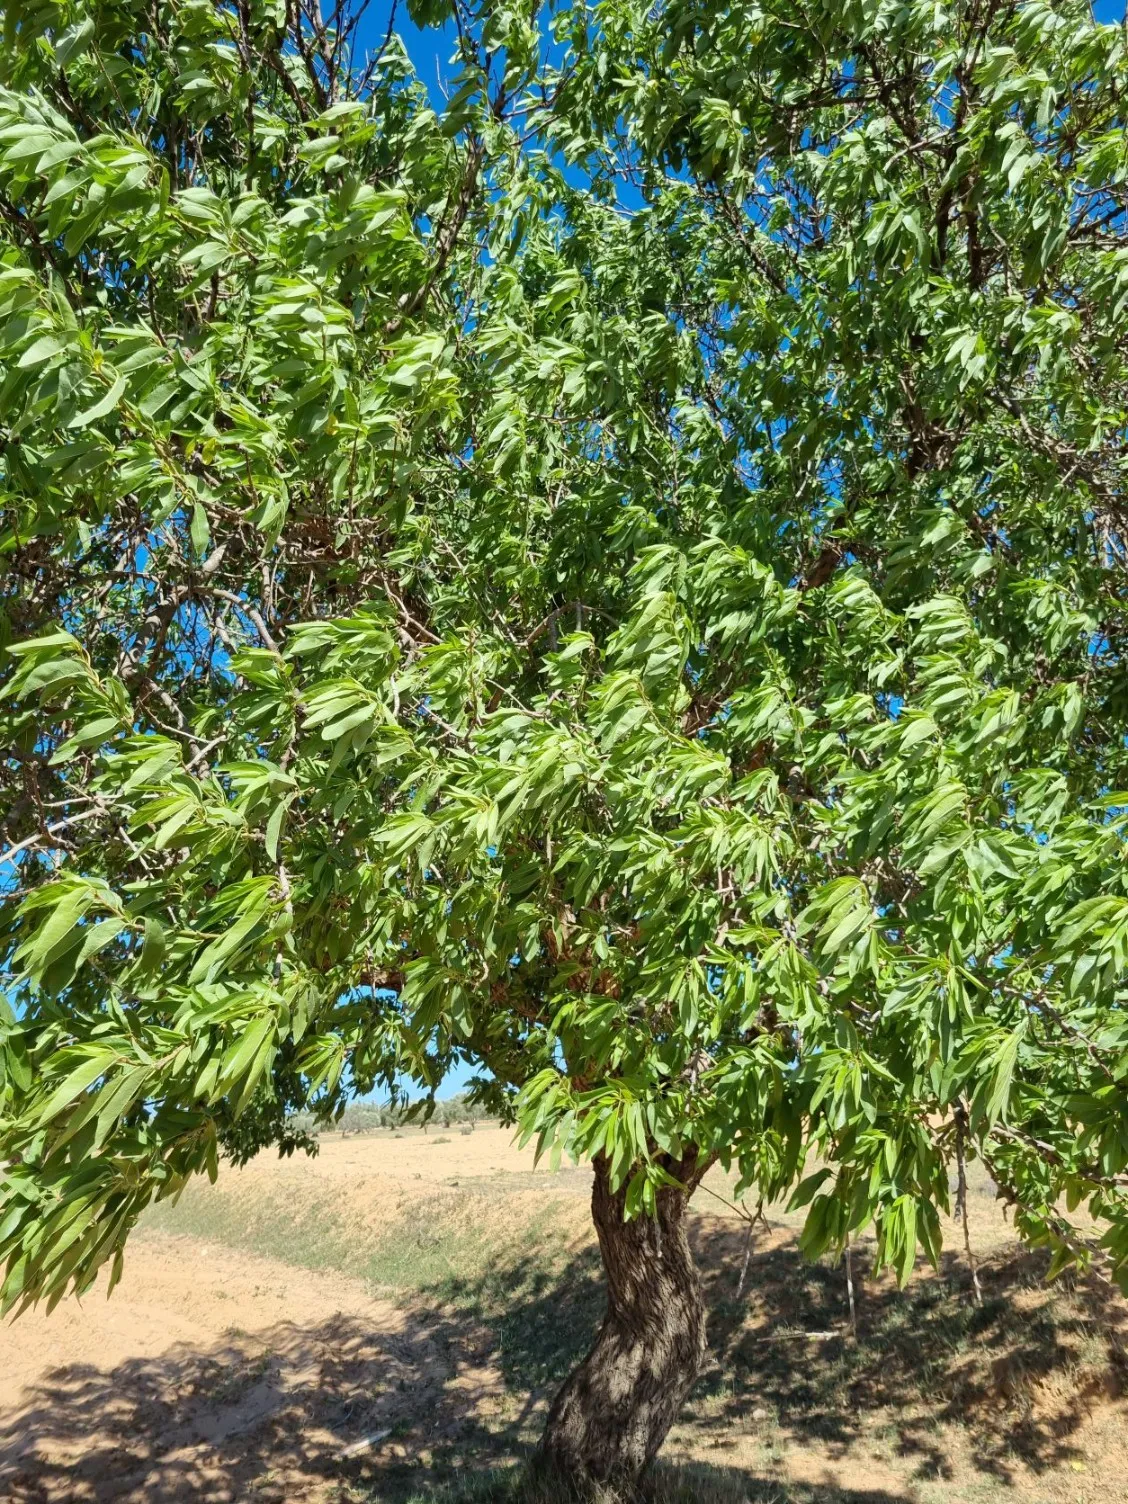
(0, 1129), (535, 1504)
(3, 1237), (412, 1501)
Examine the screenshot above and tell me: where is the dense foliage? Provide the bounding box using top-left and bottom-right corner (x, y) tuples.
(3, 0), (1128, 1323)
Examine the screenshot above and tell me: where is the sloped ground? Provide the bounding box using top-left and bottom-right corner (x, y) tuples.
(1, 1125), (1125, 1504)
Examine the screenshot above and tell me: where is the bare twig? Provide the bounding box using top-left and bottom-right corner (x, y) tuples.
(0, 807), (103, 872)
(844, 1232), (858, 1340)
(955, 1101), (983, 1307)
(736, 1216), (755, 1300)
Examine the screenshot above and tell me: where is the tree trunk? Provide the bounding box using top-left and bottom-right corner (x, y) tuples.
(536, 1150), (707, 1495)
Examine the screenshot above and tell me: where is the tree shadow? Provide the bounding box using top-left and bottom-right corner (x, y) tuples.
(3, 1216), (1124, 1503)
(0, 1295), (913, 1504)
(686, 1219), (1128, 1489)
(1, 1303), (529, 1503)
(430, 1214), (1128, 1492)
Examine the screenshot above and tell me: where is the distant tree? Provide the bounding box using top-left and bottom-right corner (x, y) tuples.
(3, 0), (1128, 1490)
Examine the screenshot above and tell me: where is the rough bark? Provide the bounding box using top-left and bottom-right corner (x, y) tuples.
(536, 1150), (708, 1495)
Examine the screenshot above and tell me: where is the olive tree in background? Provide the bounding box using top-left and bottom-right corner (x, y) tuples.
(3, 0), (1128, 1489)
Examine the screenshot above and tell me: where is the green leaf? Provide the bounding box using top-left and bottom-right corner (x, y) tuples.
(55, 16), (95, 65)
(984, 1023), (1027, 1127)
(265, 799), (286, 862)
(35, 1051), (117, 1126)
(189, 503), (210, 558)
(68, 372), (126, 429)
(76, 917), (127, 966)
(787, 1167), (833, 1211)
(18, 334), (65, 368)
(138, 917), (167, 977)
(219, 1016), (276, 1113)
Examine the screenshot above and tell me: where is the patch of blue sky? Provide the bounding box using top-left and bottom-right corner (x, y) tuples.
(876, 691), (904, 720)
(1089, 630), (1113, 663)
(338, 984), (485, 1101)
(357, 1055), (478, 1101)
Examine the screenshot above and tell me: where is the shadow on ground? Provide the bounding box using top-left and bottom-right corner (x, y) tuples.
(0, 1304), (911, 1504)
(688, 1220), (1128, 1489)
(2, 1304), (508, 1504)
(2, 1217), (1125, 1503)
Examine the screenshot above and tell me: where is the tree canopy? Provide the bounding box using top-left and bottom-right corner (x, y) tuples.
(3, 0), (1128, 1357)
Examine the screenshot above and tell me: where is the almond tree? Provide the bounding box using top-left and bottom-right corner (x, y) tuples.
(3, 0), (1128, 1490)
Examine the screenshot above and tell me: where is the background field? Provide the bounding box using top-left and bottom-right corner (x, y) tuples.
(2, 1124), (1126, 1504)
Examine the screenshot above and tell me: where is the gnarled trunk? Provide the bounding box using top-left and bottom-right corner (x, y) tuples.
(536, 1151), (707, 1494)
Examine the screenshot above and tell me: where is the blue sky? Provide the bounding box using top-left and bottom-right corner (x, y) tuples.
(354, 4), (456, 99)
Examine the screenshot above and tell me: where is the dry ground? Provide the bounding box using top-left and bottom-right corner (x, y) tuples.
(2, 1125), (1126, 1504)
